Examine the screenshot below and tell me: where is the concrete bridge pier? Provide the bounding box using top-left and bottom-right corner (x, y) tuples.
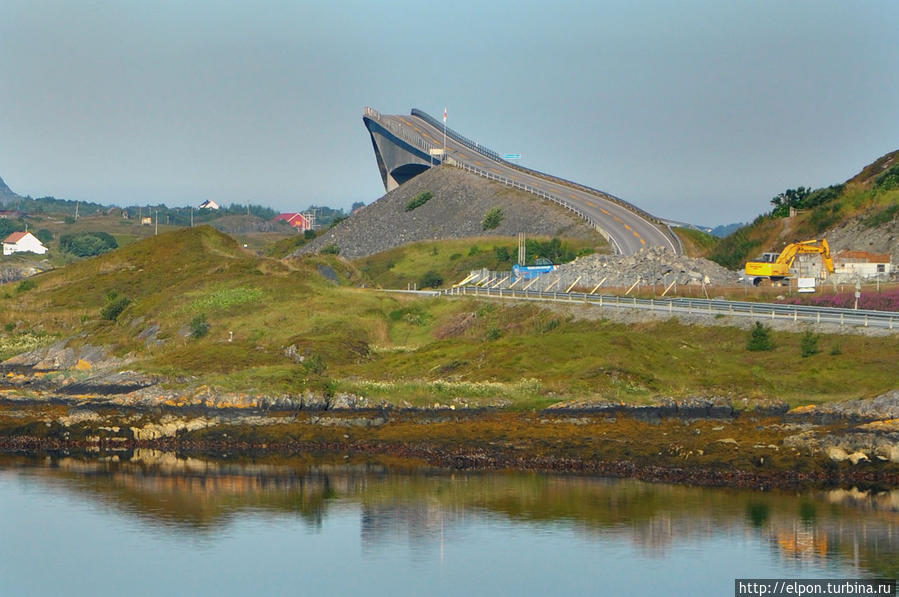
(363, 112), (436, 192)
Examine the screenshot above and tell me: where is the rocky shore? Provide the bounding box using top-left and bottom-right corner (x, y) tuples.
(2, 339), (898, 490)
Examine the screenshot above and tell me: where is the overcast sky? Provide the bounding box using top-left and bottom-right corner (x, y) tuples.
(1, 0), (897, 226)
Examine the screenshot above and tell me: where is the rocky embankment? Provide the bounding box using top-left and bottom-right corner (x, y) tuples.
(295, 166), (604, 259)
(483, 246), (739, 290)
(551, 246), (738, 289)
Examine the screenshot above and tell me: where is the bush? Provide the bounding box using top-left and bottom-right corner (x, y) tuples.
(875, 164), (899, 190)
(800, 331), (820, 357)
(493, 246), (511, 263)
(190, 314), (210, 338)
(15, 279), (36, 293)
(35, 229), (53, 244)
(304, 229), (317, 240)
(405, 191), (433, 212)
(482, 208), (504, 230)
(320, 244), (340, 255)
(59, 232), (118, 257)
(747, 322), (774, 351)
(419, 270), (444, 288)
(100, 296), (130, 321)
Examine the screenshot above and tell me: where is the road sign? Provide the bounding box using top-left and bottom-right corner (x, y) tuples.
(503, 153), (521, 160)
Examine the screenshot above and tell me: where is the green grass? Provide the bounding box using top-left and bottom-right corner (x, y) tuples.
(673, 227), (719, 257)
(1, 225), (897, 408)
(355, 236), (604, 289)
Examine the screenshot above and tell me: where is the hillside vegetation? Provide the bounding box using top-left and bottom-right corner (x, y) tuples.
(0, 226), (897, 407)
(709, 150), (899, 269)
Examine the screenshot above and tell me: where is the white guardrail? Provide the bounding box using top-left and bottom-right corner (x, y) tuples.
(363, 107), (679, 255)
(440, 286), (899, 331)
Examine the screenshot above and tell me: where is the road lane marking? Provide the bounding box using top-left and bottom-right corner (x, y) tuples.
(614, 216), (622, 222)
(600, 209), (610, 216)
(624, 224), (632, 231)
(633, 231), (641, 238)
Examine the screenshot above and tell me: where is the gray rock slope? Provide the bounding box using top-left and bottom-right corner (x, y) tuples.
(294, 166), (604, 259)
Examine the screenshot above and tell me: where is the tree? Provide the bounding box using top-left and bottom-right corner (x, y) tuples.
(747, 322), (774, 351)
(482, 207), (503, 230)
(59, 232), (118, 257)
(800, 331), (820, 357)
(770, 187), (811, 217)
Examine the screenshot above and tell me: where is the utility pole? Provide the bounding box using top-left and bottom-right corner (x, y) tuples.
(155, 209), (158, 235)
(74, 201), (79, 221)
(443, 107), (447, 159)
(190, 208), (194, 228)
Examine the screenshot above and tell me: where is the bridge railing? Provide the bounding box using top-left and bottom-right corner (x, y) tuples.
(364, 106), (436, 159)
(410, 108), (682, 253)
(449, 160), (620, 252)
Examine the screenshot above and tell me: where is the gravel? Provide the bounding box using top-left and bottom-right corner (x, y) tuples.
(294, 166), (604, 259)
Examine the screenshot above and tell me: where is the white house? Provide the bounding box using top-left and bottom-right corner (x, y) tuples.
(833, 250), (893, 278)
(199, 199), (220, 210)
(3, 231), (47, 256)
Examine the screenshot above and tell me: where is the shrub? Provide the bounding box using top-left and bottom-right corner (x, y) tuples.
(59, 232), (118, 257)
(862, 204), (899, 229)
(809, 203), (841, 233)
(190, 314), (210, 338)
(747, 322), (774, 351)
(304, 229), (317, 240)
(486, 326), (501, 341)
(875, 164), (899, 190)
(800, 331), (820, 357)
(419, 270), (444, 288)
(493, 246), (511, 263)
(100, 296), (130, 321)
(482, 208), (503, 230)
(302, 353), (326, 375)
(405, 191), (433, 212)
(321, 244), (340, 255)
(16, 279), (36, 293)
(35, 229), (53, 244)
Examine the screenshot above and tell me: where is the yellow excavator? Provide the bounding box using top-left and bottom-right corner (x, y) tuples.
(745, 239), (835, 286)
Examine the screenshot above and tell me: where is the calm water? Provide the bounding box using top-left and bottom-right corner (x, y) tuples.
(0, 451), (896, 597)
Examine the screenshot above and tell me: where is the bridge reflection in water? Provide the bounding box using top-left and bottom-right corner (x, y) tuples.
(1, 451), (896, 579)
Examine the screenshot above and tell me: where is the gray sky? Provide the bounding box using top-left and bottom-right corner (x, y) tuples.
(1, 0), (897, 226)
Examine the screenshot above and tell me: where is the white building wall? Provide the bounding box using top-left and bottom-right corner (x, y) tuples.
(3, 233), (48, 255)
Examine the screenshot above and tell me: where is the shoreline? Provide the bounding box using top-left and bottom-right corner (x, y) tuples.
(2, 402), (898, 491)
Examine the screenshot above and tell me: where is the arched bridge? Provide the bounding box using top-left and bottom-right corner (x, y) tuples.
(363, 107), (681, 256)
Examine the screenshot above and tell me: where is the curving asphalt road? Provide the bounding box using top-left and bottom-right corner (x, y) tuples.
(379, 111), (680, 256)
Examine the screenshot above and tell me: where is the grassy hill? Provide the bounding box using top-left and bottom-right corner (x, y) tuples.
(709, 150), (899, 269)
(1, 226), (897, 407)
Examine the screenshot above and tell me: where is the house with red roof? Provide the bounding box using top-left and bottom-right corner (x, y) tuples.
(274, 212), (312, 231)
(3, 231), (47, 256)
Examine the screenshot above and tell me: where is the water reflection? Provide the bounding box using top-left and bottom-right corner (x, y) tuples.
(1, 451), (897, 578)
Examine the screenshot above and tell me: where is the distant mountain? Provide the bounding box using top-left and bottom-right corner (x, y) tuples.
(0, 175), (22, 204)
(708, 222), (744, 238)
